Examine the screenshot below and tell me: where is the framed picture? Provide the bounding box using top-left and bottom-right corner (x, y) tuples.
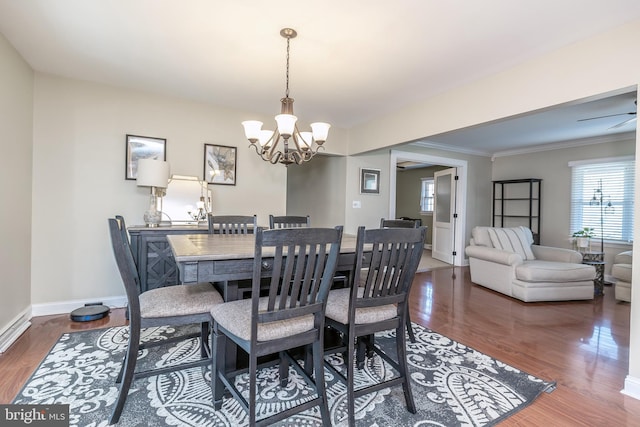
(204, 144), (237, 185)
(360, 168), (381, 194)
(125, 134), (167, 180)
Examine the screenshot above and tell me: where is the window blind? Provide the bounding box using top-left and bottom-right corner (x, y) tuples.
(570, 158), (635, 243)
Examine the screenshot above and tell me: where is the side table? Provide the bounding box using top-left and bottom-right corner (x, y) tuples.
(581, 251), (605, 296)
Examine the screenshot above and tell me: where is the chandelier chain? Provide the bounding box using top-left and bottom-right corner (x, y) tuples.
(285, 36), (290, 99)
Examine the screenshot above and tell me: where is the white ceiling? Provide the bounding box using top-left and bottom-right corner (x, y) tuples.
(0, 0), (638, 155)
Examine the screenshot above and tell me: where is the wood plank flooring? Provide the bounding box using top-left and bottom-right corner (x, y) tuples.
(2, 266), (640, 426)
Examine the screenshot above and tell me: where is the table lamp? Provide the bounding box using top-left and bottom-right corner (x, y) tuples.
(137, 158), (170, 227)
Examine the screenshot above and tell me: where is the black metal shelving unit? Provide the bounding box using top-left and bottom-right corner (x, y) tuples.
(492, 178), (542, 244)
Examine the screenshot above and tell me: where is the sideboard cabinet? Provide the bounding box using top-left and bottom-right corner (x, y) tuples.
(128, 225), (208, 292)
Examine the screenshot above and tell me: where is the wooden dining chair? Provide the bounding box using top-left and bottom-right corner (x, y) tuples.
(379, 217), (424, 343)
(269, 214), (311, 229)
(210, 226), (343, 426)
(207, 214), (257, 234)
(324, 225), (426, 426)
(107, 217), (224, 425)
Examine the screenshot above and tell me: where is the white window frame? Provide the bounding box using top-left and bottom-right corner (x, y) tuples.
(569, 156), (635, 245)
(420, 177), (434, 214)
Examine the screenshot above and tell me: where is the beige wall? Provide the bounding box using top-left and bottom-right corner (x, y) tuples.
(0, 33), (33, 336)
(286, 154), (347, 228)
(30, 74), (294, 305)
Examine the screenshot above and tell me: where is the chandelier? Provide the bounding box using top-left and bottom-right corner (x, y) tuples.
(242, 28), (330, 166)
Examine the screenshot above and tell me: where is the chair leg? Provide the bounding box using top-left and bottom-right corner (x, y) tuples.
(109, 326), (140, 425)
(279, 350), (290, 387)
(346, 330), (356, 427)
(406, 313), (416, 343)
(249, 350), (258, 425)
(396, 324), (416, 414)
(200, 321), (211, 358)
(211, 329), (225, 410)
(313, 336), (331, 425)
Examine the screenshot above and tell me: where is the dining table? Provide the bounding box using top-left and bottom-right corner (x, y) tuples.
(166, 232), (362, 301)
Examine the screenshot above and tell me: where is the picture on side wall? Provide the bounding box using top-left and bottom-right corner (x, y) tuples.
(204, 144), (237, 185)
(360, 168), (381, 194)
(125, 134), (167, 180)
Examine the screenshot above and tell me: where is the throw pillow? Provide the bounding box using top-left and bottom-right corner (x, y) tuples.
(487, 227), (536, 260)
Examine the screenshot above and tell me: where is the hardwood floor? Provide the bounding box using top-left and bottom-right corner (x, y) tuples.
(2, 266), (640, 426)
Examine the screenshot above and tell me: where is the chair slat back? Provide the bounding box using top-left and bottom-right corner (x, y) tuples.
(108, 218), (142, 317)
(253, 227), (343, 326)
(353, 226), (426, 310)
(208, 214), (257, 234)
(380, 218), (420, 229)
(269, 215), (311, 229)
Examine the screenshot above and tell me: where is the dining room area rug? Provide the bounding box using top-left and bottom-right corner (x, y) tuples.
(13, 323), (555, 426)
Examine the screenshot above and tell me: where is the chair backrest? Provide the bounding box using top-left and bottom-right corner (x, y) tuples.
(269, 215), (311, 229)
(108, 218), (142, 320)
(351, 225), (426, 313)
(208, 214), (257, 234)
(251, 226), (343, 338)
(380, 218), (420, 229)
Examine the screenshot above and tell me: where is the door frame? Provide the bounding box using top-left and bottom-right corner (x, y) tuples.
(389, 150), (467, 267)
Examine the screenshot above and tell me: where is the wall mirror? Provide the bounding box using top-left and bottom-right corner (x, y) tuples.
(162, 175), (212, 225)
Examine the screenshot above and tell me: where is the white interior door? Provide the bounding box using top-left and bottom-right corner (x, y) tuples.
(432, 167), (457, 264)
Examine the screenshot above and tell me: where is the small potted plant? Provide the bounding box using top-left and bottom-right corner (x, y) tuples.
(572, 227), (596, 249)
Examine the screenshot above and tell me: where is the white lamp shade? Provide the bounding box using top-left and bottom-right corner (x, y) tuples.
(275, 114), (297, 138)
(310, 122), (330, 142)
(298, 131), (312, 148)
(259, 130), (275, 147)
(137, 159), (170, 188)
(242, 120), (263, 141)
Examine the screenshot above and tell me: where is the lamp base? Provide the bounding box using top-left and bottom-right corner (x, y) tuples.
(143, 209), (162, 227)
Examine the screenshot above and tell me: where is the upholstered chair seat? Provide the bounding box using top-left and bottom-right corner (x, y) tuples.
(326, 287), (397, 324)
(210, 297), (315, 342)
(140, 282), (223, 318)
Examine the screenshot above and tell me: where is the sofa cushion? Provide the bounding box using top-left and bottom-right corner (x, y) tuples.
(515, 261), (595, 282)
(471, 226), (494, 247)
(487, 227), (536, 260)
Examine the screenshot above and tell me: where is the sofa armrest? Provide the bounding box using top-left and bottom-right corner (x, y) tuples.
(614, 250), (632, 264)
(465, 245), (523, 266)
(531, 245), (583, 263)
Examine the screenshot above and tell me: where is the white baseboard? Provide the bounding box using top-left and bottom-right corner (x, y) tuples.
(31, 296), (127, 317)
(424, 243), (432, 250)
(0, 307), (32, 353)
(622, 375), (640, 401)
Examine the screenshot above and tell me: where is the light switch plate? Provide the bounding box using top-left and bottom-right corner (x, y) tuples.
(352, 201), (361, 208)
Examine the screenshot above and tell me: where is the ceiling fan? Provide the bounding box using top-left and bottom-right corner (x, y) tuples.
(578, 99), (637, 130)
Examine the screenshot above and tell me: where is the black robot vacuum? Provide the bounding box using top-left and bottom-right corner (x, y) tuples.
(70, 303), (110, 322)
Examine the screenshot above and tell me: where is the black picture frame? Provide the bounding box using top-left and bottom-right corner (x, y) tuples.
(204, 144), (237, 185)
(125, 134), (167, 180)
(360, 168), (381, 194)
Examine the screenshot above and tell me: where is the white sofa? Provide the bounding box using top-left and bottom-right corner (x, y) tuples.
(612, 250), (632, 302)
(465, 226), (596, 302)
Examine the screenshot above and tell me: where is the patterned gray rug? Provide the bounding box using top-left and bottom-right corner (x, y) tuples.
(14, 323), (555, 426)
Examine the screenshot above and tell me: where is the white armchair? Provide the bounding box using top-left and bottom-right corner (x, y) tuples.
(612, 251), (632, 302)
(465, 226), (596, 302)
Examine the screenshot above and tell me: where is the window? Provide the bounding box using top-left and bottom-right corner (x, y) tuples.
(569, 157), (635, 244)
(420, 178), (434, 213)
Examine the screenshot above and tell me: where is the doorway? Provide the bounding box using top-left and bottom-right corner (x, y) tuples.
(389, 150), (467, 267)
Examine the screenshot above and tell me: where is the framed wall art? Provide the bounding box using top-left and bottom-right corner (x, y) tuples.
(204, 144), (237, 185)
(360, 168), (381, 194)
(125, 134), (167, 180)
